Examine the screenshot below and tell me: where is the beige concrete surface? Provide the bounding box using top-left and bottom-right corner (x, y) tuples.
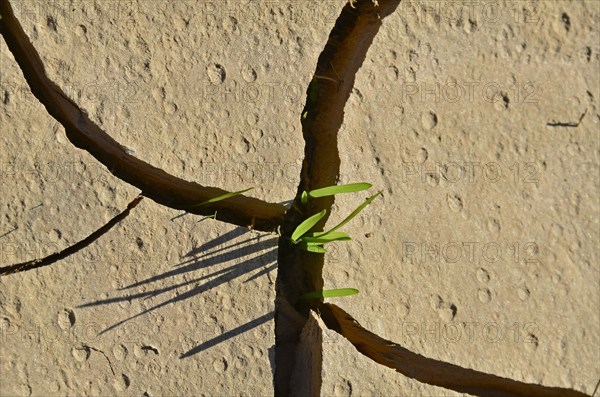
(1, 1), (598, 396)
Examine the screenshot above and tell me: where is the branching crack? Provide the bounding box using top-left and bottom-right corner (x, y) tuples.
(274, 1), (401, 395)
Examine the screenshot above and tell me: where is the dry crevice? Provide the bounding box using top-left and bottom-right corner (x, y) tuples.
(0, 196), (143, 276)
(0, 0), (285, 232)
(318, 303), (591, 397)
(274, 1), (401, 395)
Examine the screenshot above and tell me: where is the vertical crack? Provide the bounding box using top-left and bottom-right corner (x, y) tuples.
(274, 1), (401, 396)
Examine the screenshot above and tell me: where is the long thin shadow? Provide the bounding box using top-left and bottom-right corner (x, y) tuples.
(182, 235), (277, 262)
(244, 263), (277, 283)
(78, 231), (278, 338)
(79, 250), (276, 308)
(180, 311), (274, 358)
(178, 236), (277, 266)
(79, 276), (197, 307)
(124, 239), (277, 290)
(184, 227), (251, 254)
(85, 254), (276, 335)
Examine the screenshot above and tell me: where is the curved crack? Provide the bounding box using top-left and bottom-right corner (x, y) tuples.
(0, 0), (285, 232)
(319, 303), (591, 397)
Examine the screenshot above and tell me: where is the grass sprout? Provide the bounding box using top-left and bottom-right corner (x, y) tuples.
(291, 185), (381, 253)
(291, 209), (327, 243)
(311, 191), (381, 238)
(301, 182), (372, 205)
(301, 231), (351, 243)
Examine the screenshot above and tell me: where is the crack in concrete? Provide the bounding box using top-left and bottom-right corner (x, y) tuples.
(83, 345), (116, 376)
(546, 109), (587, 127)
(274, 1), (401, 395)
(0, 196), (143, 276)
(0, 0), (285, 232)
(319, 303), (591, 397)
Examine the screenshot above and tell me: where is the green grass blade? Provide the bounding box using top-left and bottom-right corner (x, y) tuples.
(300, 288), (359, 300)
(313, 191), (382, 237)
(301, 190), (309, 205)
(298, 240), (327, 253)
(291, 209), (327, 242)
(307, 183), (372, 200)
(302, 231), (351, 243)
(300, 242), (327, 253)
(188, 187), (254, 208)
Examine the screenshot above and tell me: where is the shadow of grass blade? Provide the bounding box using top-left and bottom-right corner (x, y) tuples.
(300, 288), (359, 300)
(291, 209), (327, 242)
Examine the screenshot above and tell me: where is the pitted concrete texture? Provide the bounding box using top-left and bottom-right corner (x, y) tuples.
(1, 1), (598, 396)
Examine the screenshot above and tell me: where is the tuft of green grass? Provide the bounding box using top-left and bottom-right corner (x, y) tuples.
(291, 185), (381, 253)
(299, 288), (359, 300)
